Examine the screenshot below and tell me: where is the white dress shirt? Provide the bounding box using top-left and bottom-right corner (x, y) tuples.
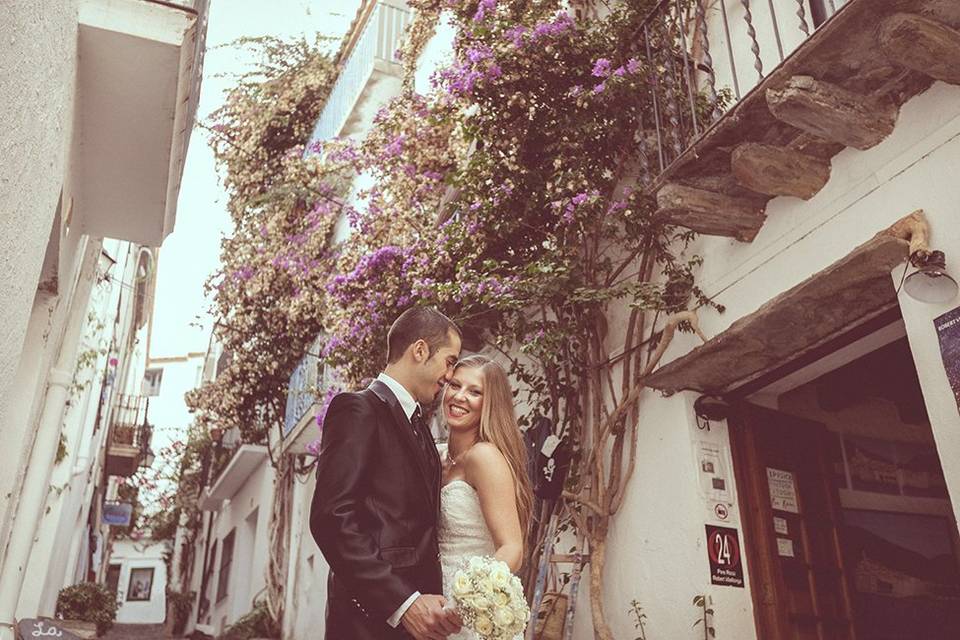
(376, 372), (423, 628)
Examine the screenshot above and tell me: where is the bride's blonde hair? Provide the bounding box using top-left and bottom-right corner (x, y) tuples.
(453, 355), (533, 537)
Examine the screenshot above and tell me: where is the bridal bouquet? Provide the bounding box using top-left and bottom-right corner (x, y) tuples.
(451, 556), (530, 640)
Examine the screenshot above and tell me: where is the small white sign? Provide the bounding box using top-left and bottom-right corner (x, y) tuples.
(540, 434), (560, 458)
(773, 516), (789, 535)
(777, 537), (795, 558)
(697, 441), (733, 503)
(766, 467), (800, 513)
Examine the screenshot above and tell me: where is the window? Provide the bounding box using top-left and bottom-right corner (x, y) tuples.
(126, 567), (155, 601)
(142, 368), (163, 397)
(216, 530), (235, 603)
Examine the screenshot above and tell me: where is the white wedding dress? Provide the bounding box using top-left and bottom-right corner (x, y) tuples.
(439, 445), (525, 639)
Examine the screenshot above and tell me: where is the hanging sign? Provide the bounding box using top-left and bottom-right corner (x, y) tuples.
(101, 501), (133, 526)
(705, 525), (744, 588)
(17, 619), (83, 640)
(935, 306), (960, 414)
(766, 467), (799, 513)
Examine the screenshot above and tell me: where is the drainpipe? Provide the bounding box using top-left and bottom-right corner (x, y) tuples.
(0, 368), (73, 640)
(0, 240), (100, 640)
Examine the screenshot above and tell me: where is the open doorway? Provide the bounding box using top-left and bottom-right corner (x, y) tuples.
(731, 322), (960, 640)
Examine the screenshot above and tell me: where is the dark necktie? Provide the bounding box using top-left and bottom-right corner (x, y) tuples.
(411, 406), (438, 477)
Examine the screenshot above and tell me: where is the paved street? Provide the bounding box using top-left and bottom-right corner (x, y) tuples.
(102, 624), (168, 640)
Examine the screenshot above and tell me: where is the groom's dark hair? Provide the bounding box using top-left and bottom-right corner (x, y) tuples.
(386, 307), (460, 364)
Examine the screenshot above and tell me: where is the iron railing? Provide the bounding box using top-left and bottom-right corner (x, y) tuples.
(283, 337), (325, 436)
(309, 0), (412, 143)
(108, 394), (151, 450)
(637, 0), (848, 176)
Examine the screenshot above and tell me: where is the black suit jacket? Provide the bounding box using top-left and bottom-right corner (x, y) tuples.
(310, 379), (442, 639)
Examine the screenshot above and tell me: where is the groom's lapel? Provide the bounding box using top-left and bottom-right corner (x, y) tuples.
(368, 379), (435, 502)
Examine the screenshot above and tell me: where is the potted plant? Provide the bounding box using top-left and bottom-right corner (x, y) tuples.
(55, 582), (118, 638)
(217, 600), (279, 640)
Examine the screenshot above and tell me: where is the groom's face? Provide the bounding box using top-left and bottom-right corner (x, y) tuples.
(414, 330), (462, 404)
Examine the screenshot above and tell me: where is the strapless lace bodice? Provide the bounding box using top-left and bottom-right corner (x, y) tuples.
(438, 445), (523, 640)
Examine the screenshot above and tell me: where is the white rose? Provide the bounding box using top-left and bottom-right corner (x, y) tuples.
(475, 614), (493, 636)
(493, 589), (510, 607)
(493, 606), (515, 627)
(472, 594), (491, 610)
(490, 566), (511, 588)
(453, 573), (473, 597)
(478, 578), (494, 595)
(469, 556), (487, 572)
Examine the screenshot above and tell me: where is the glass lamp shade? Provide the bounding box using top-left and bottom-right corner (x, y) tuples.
(140, 449), (156, 468)
(904, 251), (959, 304)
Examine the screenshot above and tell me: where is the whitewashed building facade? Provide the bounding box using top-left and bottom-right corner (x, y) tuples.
(0, 0), (208, 636)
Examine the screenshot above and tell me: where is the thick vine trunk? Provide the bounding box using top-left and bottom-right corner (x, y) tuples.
(588, 535), (615, 640)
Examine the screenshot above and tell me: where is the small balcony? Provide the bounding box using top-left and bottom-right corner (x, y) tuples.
(625, 0), (960, 242)
(105, 394), (152, 477)
(309, 0), (412, 143)
(280, 337), (341, 455)
(77, 0), (209, 246)
(198, 444), (268, 511)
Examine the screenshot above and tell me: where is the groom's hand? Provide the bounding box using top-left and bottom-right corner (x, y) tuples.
(400, 594), (462, 640)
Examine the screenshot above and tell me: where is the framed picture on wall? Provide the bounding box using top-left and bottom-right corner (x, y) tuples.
(127, 567), (154, 602)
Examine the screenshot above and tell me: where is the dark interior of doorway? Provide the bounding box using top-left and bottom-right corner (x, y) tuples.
(774, 335), (960, 639)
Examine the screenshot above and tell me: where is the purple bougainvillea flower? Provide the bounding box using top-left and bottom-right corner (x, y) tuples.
(592, 58), (612, 77)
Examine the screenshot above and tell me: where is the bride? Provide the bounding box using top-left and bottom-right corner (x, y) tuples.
(437, 354), (533, 640)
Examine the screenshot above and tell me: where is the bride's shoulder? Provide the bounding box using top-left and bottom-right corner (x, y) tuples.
(463, 442), (509, 473)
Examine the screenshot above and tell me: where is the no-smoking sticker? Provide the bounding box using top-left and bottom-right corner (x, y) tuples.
(705, 525), (744, 587)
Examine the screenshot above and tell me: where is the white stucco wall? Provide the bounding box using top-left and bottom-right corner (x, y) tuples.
(110, 539), (170, 624)
(582, 81), (960, 639)
(284, 473), (329, 640)
(0, 0), (80, 569)
(201, 456), (274, 635)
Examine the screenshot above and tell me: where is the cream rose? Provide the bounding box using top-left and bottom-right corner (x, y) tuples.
(490, 566), (511, 588)
(453, 573), (474, 596)
(493, 606), (515, 627)
(474, 614), (493, 636)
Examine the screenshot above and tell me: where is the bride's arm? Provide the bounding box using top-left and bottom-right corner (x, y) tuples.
(463, 442), (524, 572)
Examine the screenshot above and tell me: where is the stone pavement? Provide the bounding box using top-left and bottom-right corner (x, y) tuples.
(101, 624), (169, 640)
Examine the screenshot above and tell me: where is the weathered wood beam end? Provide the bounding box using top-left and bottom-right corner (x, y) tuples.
(766, 76), (899, 151)
(731, 143), (831, 200)
(656, 183), (767, 242)
(878, 13), (960, 86)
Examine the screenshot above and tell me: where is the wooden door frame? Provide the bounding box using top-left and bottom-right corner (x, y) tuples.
(728, 406), (790, 639)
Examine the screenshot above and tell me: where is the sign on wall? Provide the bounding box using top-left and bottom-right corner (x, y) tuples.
(101, 501), (133, 527)
(766, 467), (800, 513)
(705, 525), (744, 588)
(935, 306), (960, 414)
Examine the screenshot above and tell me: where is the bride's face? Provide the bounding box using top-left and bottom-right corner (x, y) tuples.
(443, 366), (484, 432)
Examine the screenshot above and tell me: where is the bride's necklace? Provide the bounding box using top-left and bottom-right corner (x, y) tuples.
(445, 444), (472, 467)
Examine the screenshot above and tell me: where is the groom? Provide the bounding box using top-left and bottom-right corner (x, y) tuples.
(311, 307), (463, 639)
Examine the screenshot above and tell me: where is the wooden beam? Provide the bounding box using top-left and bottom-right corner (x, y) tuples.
(878, 13), (960, 86)
(731, 143), (831, 200)
(766, 76), (898, 150)
(656, 183), (767, 242)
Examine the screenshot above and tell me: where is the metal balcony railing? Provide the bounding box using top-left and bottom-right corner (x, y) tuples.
(309, 0), (412, 143)
(637, 0), (848, 176)
(283, 336), (342, 436)
(108, 394), (151, 450)
(284, 351), (319, 436)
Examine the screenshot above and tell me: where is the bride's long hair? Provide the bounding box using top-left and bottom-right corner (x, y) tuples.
(452, 355), (533, 537)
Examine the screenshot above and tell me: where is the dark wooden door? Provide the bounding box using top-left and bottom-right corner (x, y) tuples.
(731, 403), (856, 640)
